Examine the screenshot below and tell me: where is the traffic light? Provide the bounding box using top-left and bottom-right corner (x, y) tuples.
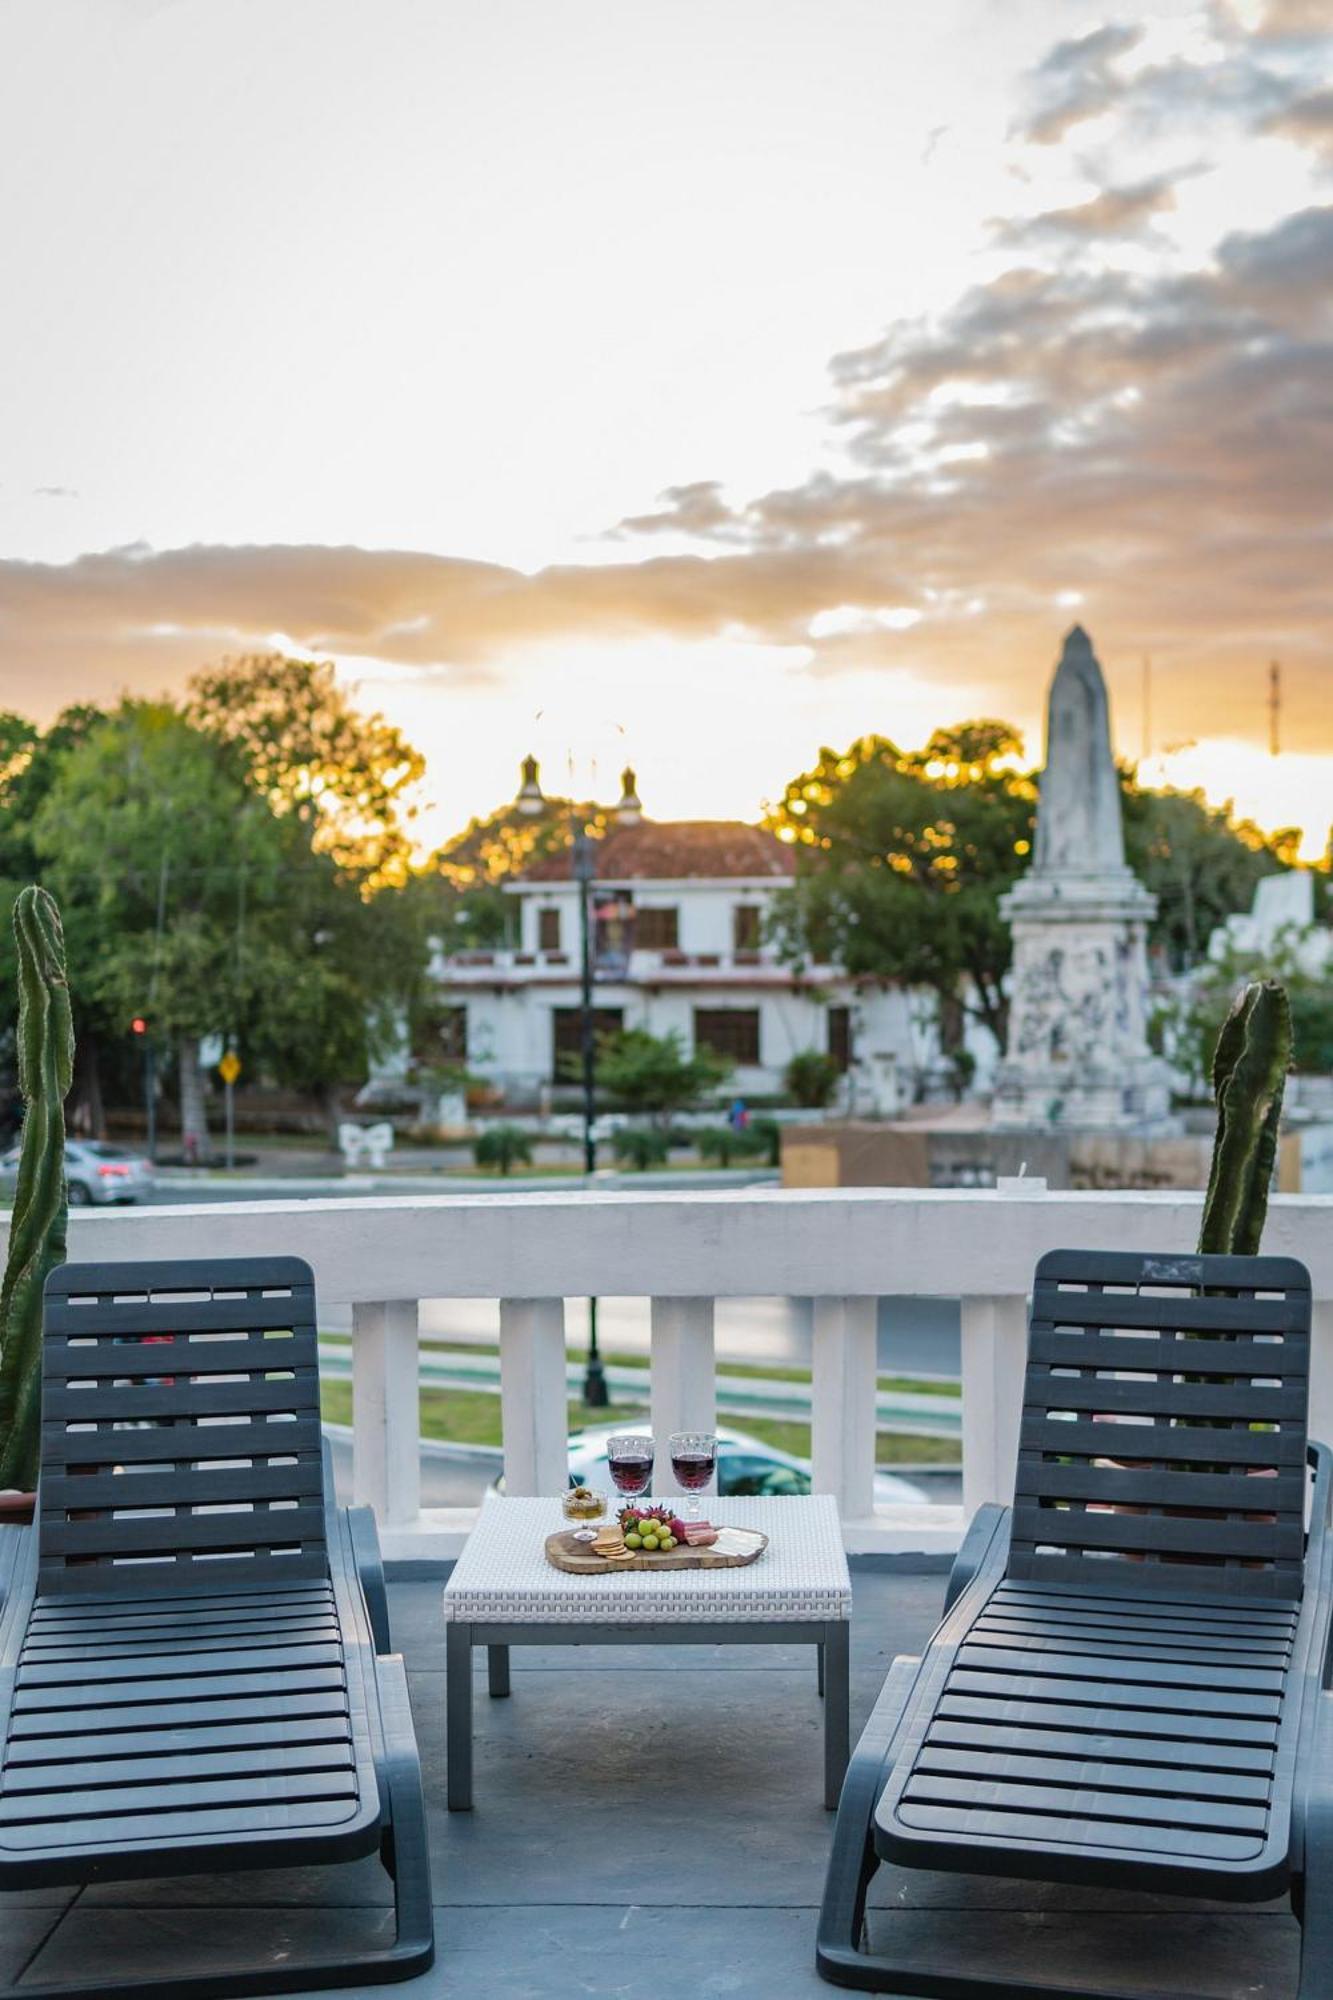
(130, 1017), (147, 1037)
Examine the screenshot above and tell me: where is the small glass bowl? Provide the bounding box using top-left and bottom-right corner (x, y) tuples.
(562, 1486), (607, 1526)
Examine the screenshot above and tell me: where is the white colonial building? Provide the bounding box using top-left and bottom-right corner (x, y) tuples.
(428, 763), (940, 1107)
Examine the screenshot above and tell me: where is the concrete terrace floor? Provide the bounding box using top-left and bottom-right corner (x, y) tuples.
(0, 1566), (1302, 2000)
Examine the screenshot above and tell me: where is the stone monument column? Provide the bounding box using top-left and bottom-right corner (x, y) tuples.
(992, 626), (1172, 1130)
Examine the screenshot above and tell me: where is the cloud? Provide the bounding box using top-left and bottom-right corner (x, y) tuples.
(0, 535), (879, 718)
(993, 173), (1181, 246)
(1019, 24), (1142, 144)
(615, 192), (1333, 752)
(1254, 0), (1333, 39)
(1263, 83), (1333, 156)
(2, 6), (1331, 778)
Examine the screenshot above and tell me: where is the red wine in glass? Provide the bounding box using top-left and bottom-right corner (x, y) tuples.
(607, 1435), (654, 1498)
(668, 1432), (717, 1520)
(671, 1453), (713, 1492)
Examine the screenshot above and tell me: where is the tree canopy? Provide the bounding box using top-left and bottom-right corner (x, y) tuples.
(1121, 781), (1289, 971)
(590, 1028), (731, 1128)
(188, 654), (424, 883)
(767, 720), (1302, 1051)
(1, 661), (429, 1147)
(766, 722), (1033, 1045)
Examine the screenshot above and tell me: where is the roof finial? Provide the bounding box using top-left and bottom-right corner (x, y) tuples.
(516, 753), (544, 816)
(616, 765), (643, 826)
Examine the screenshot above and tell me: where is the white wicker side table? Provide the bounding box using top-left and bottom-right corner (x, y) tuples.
(442, 1494), (852, 1810)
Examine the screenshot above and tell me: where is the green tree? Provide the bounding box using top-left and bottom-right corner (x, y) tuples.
(612, 1125), (670, 1171)
(695, 1124), (764, 1167)
(591, 1028), (731, 1129)
(784, 1049), (840, 1109)
(473, 1123), (533, 1175)
(29, 710), (402, 1146)
(30, 703), (292, 1154)
(1183, 937), (1333, 1092)
(188, 654), (425, 884)
(767, 722), (1034, 1047)
(432, 785), (604, 892)
(1121, 781), (1290, 971)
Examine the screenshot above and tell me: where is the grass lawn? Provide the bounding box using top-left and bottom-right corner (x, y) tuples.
(319, 1380), (960, 1465)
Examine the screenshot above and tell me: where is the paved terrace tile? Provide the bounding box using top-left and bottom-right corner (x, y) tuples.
(2, 1569), (1300, 1998)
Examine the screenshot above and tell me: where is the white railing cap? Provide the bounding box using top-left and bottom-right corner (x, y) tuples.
(11, 1186), (1332, 1305)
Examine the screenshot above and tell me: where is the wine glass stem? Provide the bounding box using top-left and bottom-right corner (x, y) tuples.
(686, 1493), (700, 1522)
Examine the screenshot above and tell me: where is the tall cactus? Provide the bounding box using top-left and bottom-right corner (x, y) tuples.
(1198, 978), (1292, 1258)
(0, 888), (73, 1491)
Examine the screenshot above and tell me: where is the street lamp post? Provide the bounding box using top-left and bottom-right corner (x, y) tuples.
(573, 824), (608, 1408)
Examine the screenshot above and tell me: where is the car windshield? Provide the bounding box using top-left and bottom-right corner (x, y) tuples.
(721, 1454), (810, 1497)
(81, 1143), (133, 1159)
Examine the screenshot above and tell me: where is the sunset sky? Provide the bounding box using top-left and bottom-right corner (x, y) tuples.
(1, 0), (1330, 853)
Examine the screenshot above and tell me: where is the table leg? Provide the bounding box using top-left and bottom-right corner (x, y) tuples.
(817, 1641), (825, 1698)
(446, 1621), (474, 1810)
(822, 1620), (849, 1810)
(488, 1643), (511, 1697)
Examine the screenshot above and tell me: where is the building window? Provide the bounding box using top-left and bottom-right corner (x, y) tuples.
(635, 906), (678, 951)
(827, 1005), (852, 1072)
(538, 907), (562, 952)
(732, 905), (762, 952)
(552, 1007), (625, 1080)
(694, 1008), (761, 1066)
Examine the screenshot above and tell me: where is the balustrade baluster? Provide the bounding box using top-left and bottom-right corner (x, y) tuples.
(352, 1298), (421, 1527)
(960, 1293), (1028, 1517)
(650, 1297), (717, 1496)
(811, 1296), (877, 1521)
(499, 1297), (568, 1497)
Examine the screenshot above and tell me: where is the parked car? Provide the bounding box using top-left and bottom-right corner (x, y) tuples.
(491, 1419), (927, 1506)
(0, 1140), (155, 1206)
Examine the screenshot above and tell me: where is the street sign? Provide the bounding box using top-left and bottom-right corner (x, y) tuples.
(218, 1051), (241, 1086)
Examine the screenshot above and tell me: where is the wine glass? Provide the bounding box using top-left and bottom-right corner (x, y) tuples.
(668, 1432), (716, 1521)
(606, 1434), (654, 1501)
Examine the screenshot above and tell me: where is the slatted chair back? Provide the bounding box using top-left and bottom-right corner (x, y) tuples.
(39, 1256), (328, 1598)
(1010, 1249), (1312, 1601)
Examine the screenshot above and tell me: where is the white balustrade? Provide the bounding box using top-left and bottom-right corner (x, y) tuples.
(7, 1186), (1332, 1559)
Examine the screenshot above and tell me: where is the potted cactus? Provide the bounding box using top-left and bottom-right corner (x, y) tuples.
(0, 887), (74, 1515)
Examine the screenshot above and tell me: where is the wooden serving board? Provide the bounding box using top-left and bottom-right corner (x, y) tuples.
(545, 1527), (768, 1574)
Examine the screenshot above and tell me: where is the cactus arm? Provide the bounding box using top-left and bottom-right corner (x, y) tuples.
(1199, 987), (1248, 1256)
(1231, 985), (1292, 1258)
(1210, 984), (1250, 1102)
(1197, 979), (1292, 1259)
(0, 887), (73, 1493)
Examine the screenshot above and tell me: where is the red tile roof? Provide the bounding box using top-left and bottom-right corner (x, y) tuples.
(523, 820), (796, 883)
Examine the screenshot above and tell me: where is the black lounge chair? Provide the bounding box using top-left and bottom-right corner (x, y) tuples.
(819, 1248), (1333, 2000)
(0, 1255), (433, 1999)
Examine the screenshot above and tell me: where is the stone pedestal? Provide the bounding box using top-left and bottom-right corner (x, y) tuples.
(992, 871), (1172, 1130)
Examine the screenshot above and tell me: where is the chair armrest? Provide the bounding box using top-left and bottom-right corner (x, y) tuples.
(348, 1506), (393, 1655)
(1310, 1442), (1333, 1540)
(943, 1503), (1010, 1614)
